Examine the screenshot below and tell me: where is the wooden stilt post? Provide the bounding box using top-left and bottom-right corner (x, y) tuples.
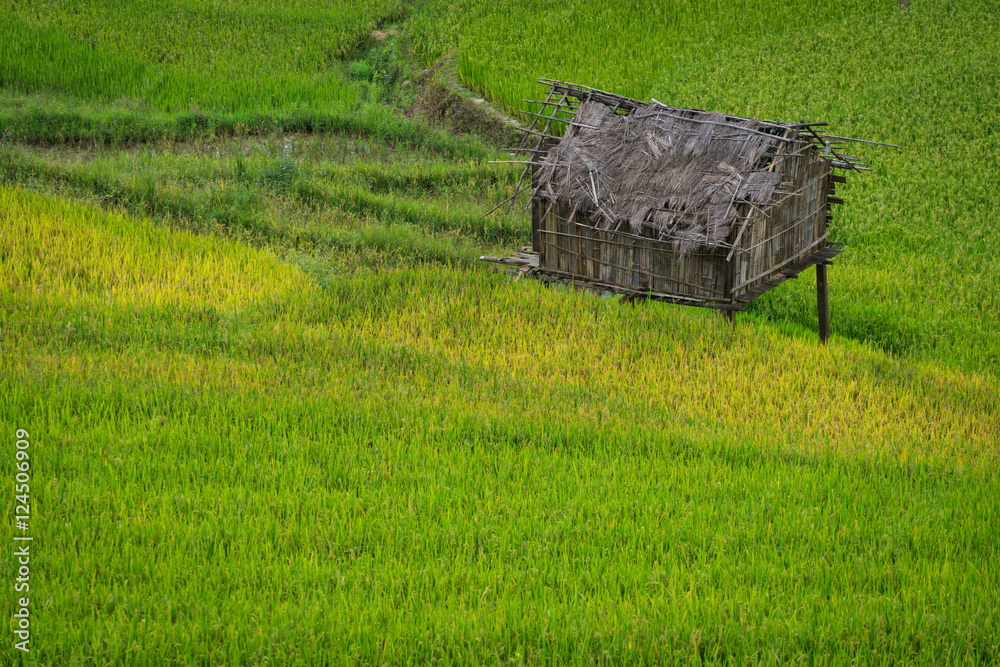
(816, 262), (830, 343)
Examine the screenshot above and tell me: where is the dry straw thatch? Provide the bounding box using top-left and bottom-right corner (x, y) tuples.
(531, 100), (792, 256)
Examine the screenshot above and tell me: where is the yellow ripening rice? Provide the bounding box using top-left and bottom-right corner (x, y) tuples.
(0, 185), (314, 312)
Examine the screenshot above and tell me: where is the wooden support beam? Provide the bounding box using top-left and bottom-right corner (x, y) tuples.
(531, 199), (541, 253)
(817, 262), (830, 343)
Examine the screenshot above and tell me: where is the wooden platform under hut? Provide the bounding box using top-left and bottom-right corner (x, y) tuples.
(481, 79), (897, 342)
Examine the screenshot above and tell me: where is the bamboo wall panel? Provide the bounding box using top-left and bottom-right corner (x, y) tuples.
(730, 147), (832, 300)
(536, 203), (728, 302)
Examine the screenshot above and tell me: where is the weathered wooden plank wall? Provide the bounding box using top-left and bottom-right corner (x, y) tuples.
(536, 203), (730, 303)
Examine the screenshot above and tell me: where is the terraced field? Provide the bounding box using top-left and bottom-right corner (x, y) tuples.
(1, 0), (407, 111)
(2, 0), (998, 664)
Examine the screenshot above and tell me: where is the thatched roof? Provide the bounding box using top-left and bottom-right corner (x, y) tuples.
(490, 80), (889, 256)
(532, 99), (793, 255)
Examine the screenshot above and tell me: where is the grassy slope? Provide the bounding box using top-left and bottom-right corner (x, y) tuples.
(413, 0), (1000, 374)
(0, 135), (516, 271)
(0, 0), (405, 112)
(0, 0), (468, 149)
(2, 188), (998, 664)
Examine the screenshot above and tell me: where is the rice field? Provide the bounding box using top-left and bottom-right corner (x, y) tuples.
(2, 0), (999, 663)
(412, 0), (887, 107)
(0, 0), (404, 113)
(2, 185), (998, 663)
(0, 133), (515, 272)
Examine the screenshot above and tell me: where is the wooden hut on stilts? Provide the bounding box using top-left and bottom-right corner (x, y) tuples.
(482, 79), (896, 342)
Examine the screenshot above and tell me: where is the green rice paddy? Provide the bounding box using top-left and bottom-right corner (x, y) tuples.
(2, 0), (998, 663)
